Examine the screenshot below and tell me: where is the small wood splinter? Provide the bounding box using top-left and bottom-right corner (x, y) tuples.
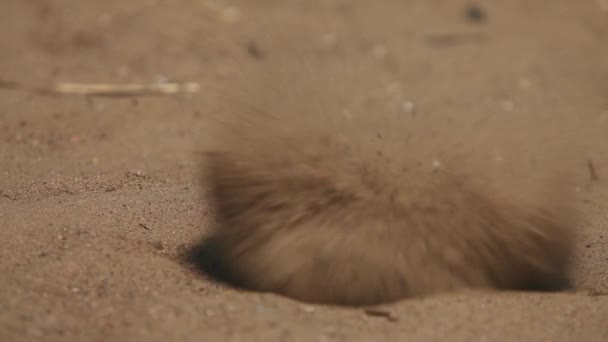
(49, 82), (200, 96)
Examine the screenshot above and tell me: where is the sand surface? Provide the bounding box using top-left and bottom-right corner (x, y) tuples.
(1, 1), (608, 341)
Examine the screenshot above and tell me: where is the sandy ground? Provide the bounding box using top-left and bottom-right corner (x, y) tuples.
(1, 0), (608, 341)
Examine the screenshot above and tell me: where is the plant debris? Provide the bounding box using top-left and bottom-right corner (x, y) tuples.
(363, 308), (398, 322)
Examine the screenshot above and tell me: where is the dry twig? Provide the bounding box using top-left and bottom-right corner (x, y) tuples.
(48, 82), (200, 96)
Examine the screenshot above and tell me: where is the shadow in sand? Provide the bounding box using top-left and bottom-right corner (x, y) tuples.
(182, 235), (249, 291)
(182, 232), (575, 300)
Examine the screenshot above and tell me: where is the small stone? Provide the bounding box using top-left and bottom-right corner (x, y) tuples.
(151, 240), (164, 251)
(300, 305), (315, 313)
(401, 100), (416, 114)
(221, 6), (241, 24)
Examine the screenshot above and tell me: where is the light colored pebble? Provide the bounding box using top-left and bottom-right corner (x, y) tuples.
(299, 305), (316, 313)
(221, 6), (242, 24)
(401, 100), (416, 114)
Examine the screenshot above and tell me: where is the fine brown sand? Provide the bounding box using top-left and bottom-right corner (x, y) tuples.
(1, 1), (608, 341)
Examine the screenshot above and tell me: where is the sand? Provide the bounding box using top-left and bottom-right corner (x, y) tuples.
(1, 1), (607, 341)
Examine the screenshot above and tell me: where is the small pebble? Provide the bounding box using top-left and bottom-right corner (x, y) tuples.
(401, 100), (416, 114)
(221, 6), (242, 24)
(151, 240), (164, 250)
(299, 305), (315, 313)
